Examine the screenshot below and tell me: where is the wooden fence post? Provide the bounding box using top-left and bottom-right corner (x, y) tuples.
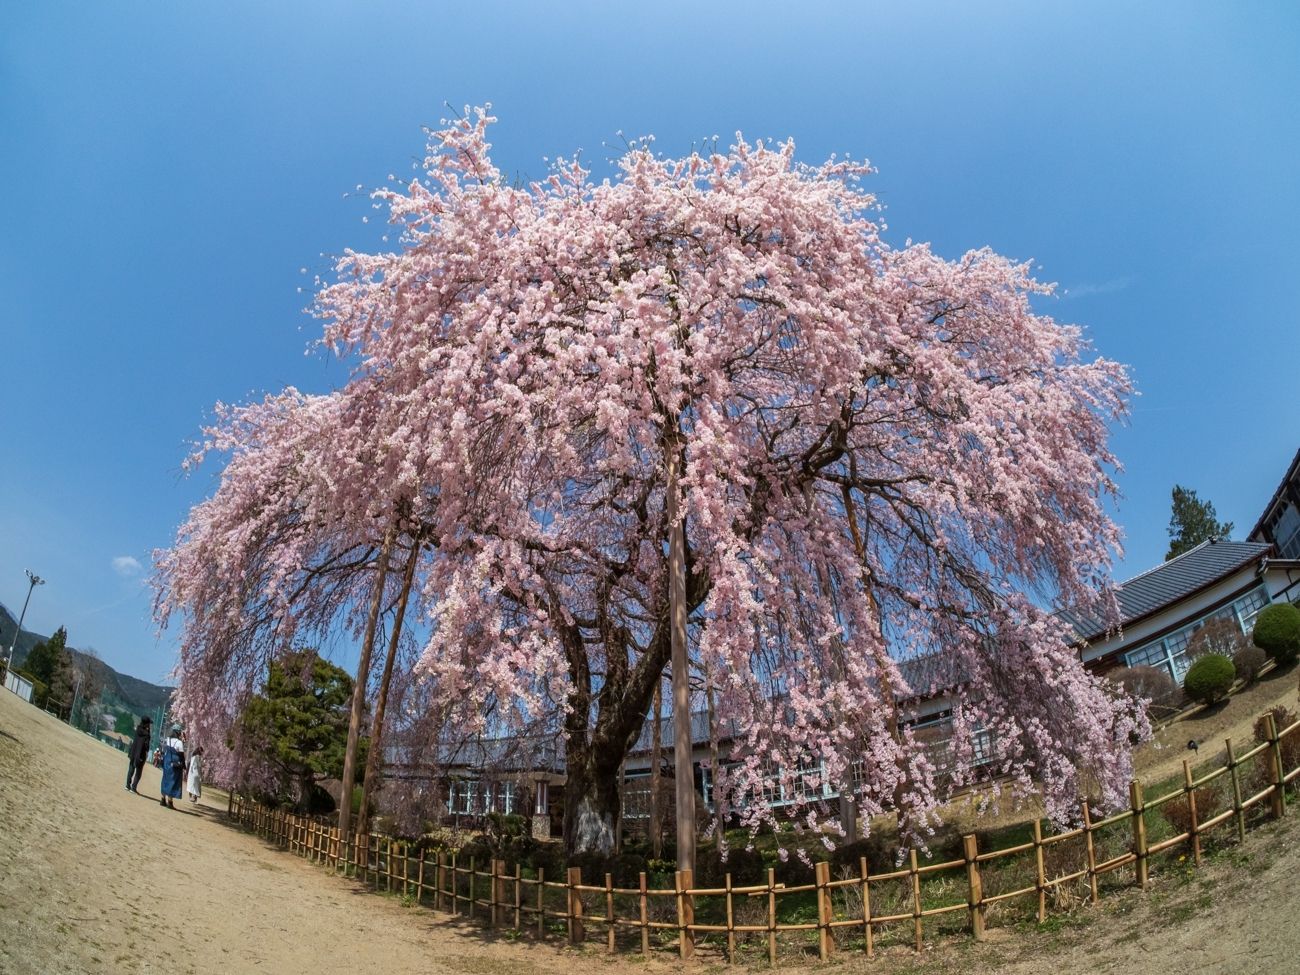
(468, 857), (477, 920)
(1226, 737), (1246, 844)
(725, 872), (736, 963)
(1082, 799), (1100, 903)
(859, 856), (874, 958)
(963, 834), (985, 940)
(1183, 761), (1202, 866)
(766, 867), (777, 967)
(514, 862), (522, 930)
(638, 872), (649, 956)
(605, 872), (616, 954)
(537, 866), (546, 939)
(909, 849), (923, 951)
(1265, 712), (1286, 820)
(568, 866), (585, 945)
(676, 868), (695, 960)
(815, 860), (834, 960)
(1129, 781), (1148, 890)
(491, 859), (504, 927)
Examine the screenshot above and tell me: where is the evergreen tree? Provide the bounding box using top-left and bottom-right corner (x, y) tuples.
(1166, 485), (1233, 560)
(22, 626), (69, 708)
(235, 650), (358, 812)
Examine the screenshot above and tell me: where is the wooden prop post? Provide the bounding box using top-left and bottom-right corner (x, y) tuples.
(1129, 780), (1148, 890)
(963, 834), (985, 940)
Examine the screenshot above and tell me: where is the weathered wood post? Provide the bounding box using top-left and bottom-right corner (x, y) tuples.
(909, 849), (923, 951)
(1182, 761), (1201, 865)
(766, 867), (778, 966)
(605, 872), (616, 953)
(638, 872), (650, 956)
(1082, 799), (1100, 903)
(1226, 737), (1246, 844)
(1129, 780), (1148, 890)
(568, 866), (585, 944)
(815, 860), (834, 960)
(963, 834), (985, 940)
(859, 856), (874, 958)
(491, 859), (505, 927)
(1265, 712), (1286, 820)
(676, 868), (695, 959)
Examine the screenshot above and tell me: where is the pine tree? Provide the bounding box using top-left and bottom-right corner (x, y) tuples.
(22, 626), (69, 707)
(1166, 485), (1234, 560)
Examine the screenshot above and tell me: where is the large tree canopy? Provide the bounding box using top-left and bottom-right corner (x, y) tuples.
(159, 109), (1144, 854)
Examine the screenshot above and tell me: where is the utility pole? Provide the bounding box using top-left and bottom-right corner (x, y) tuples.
(667, 442), (695, 874)
(3, 569), (45, 675)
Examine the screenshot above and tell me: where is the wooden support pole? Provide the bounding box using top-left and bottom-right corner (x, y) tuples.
(437, 853), (447, 913)
(1032, 819), (1046, 921)
(469, 857), (477, 920)
(1265, 712), (1286, 820)
(514, 862), (522, 930)
(1129, 781), (1148, 890)
(909, 849), (923, 951)
(451, 852), (459, 914)
(639, 872), (650, 956)
(1183, 761), (1202, 866)
(1227, 737), (1246, 844)
(605, 872), (616, 954)
(725, 872), (736, 963)
(677, 868), (695, 960)
(492, 859), (504, 927)
(815, 860), (834, 961)
(766, 867), (777, 967)
(859, 857), (874, 957)
(568, 866), (585, 945)
(537, 867), (546, 939)
(1082, 799), (1100, 904)
(963, 834), (985, 940)
(417, 849), (426, 905)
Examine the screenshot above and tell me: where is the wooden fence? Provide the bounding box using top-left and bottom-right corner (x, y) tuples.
(226, 711), (1300, 965)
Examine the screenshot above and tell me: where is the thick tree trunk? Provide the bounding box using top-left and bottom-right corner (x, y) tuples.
(358, 540), (420, 834)
(562, 747), (622, 857)
(337, 524), (396, 854)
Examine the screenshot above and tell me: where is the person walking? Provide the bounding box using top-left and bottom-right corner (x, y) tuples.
(125, 715), (152, 793)
(159, 726), (185, 809)
(186, 746), (204, 803)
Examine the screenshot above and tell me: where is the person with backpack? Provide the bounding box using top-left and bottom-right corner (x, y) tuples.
(125, 715), (152, 793)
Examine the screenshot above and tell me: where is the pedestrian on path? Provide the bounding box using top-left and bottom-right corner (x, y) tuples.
(159, 727), (185, 809)
(187, 746), (204, 803)
(125, 715), (151, 793)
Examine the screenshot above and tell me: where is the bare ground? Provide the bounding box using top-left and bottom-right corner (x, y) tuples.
(2, 684), (1298, 975)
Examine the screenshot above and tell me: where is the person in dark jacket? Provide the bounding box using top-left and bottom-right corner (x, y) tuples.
(126, 716), (152, 793)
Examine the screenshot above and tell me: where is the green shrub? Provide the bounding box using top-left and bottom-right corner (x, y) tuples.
(1253, 602), (1300, 665)
(1232, 645), (1268, 684)
(695, 843), (766, 887)
(1182, 653), (1235, 705)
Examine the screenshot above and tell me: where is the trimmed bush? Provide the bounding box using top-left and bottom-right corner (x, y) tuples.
(1253, 602), (1300, 665)
(1232, 645), (1268, 684)
(1109, 665), (1183, 716)
(1182, 653), (1235, 706)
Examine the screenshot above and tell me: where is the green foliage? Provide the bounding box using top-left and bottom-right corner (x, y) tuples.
(236, 649), (356, 811)
(22, 626), (69, 707)
(695, 843), (766, 887)
(1181, 653), (1235, 705)
(1166, 486), (1233, 560)
(1252, 602), (1300, 665)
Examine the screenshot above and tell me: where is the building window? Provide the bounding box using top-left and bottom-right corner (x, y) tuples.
(450, 780), (477, 815)
(1271, 505), (1300, 560)
(1123, 585), (1272, 682)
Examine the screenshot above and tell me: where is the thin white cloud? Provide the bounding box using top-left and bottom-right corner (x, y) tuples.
(112, 555), (143, 578)
(1062, 275), (1136, 300)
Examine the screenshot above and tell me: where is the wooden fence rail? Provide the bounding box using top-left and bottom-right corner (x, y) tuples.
(224, 714), (1300, 965)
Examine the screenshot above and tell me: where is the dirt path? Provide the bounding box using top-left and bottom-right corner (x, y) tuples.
(2, 685), (1297, 975)
(0, 690), (593, 975)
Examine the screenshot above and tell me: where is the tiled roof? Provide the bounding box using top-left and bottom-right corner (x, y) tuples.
(1066, 538), (1270, 642)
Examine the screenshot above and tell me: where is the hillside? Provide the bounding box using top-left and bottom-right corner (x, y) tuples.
(0, 602), (172, 714)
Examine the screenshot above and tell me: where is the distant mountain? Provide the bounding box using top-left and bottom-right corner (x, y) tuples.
(0, 602), (173, 715)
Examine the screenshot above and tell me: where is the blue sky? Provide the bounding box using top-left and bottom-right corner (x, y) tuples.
(1, 2), (1297, 684)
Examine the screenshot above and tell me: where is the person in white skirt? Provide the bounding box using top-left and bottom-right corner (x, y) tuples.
(186, 746), (204, 803)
